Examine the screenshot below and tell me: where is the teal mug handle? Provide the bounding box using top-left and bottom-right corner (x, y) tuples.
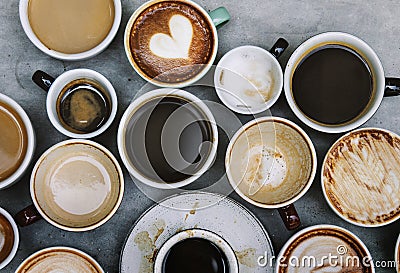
(209, 7), (230, 28)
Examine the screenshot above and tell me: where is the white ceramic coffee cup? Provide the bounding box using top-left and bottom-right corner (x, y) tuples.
(117, 88), (218, 189)
(276, 225), (375, 273)
(284, 32), (400, 133)
(0, 93), (35, 190)
(154, 229), (239, 273)
(225, 116), (317, 230)
(124, 0), (230, 88)
(15, 139), (124, 232)
(19, 0), (122, 61)
(0, 207), (19, 270)
(215, 39), (288, 115)
(15, 246), (104, 273)
(32, 69), (117, 139)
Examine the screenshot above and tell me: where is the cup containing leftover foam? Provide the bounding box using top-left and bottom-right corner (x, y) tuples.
(215, 38), (288, 115)
(14, 139), (124, 232)
(19, 0), (122, 61)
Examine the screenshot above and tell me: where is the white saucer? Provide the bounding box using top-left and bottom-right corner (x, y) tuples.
(119, 191), (274, 273)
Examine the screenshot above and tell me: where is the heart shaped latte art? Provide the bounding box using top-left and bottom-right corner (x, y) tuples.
(149, 15), (193, 59)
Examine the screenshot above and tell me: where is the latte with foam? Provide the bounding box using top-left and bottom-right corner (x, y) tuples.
(128, 1), (214, 84)
(16, 248), (103, 273)
(227, 119), (314, 205)
(277, 226), (373, 273)
(323, 128), (400, 226)
(32, 141), (122, 229)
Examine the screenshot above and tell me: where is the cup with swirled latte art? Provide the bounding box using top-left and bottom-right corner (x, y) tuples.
(124, 0), (230, 87)
(322, 128), (400, 227)
(276, 225), (374, 273)
(15, 247), (104, 273)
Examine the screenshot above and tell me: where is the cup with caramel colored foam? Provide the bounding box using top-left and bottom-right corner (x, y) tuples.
(0, 93), (35, 189)
(16, 247), (104, 273)
(124, 0), (230, 87)
(19, 0), (122, 61)
(225, 117), (317, 230)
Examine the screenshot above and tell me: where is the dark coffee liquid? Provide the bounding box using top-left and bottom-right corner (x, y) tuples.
(162, 238), (229, 273)
(57, 79), (111, 134)
(125, 96), (212, 183)
(292, 45), (373, 125)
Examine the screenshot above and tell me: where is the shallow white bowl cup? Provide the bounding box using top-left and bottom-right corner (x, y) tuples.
(0, 207), (19, 270)
(284, 32), (400, 133)
(32, 69), (118, 139)
(117, 88), (218, 189)
(19, 0), (122, 61)
(0, 93), (35, 189)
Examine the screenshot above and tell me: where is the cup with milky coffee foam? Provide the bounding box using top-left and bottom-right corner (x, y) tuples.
(322, 128), (400, 227)
(15, 246), (104, 273)
(276, 225), (374, 273)
(14, 139), (124, 232)
(19, 0), (121, 61)
(225, 117), (317, 230)
(0, 93), (35, 190)
(124, 0), (230, 87)
(0, 207), (19, 270)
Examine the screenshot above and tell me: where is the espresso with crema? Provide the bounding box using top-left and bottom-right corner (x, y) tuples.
(129, 1), (214, 83)
(28, 0), (115, 54)
(0, 101), (27, 182)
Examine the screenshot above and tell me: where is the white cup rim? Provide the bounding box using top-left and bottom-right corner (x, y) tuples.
(214, 45), (283, 115)
(30, 139), (124, 232)
(275, 224), (375, 273)
(0, 207), (19, 270)
(19, 0), (122, 61)
(284, 31), (385, 133)
(15, 246), (104, 272)
(395, 234), (400, 273)
(46, 68), (118, 139)
(0, 93), (35, 189)
(154, 228), (239, 273)
(225, 116), (317, 209)
(123, 0), (219, 88)
(321, 127), (400, 227)
(117, 88), (218, 189)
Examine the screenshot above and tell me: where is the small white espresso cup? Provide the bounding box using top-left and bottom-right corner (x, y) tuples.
(19, 0), (122, 61)
(284, 32), (400, 133)
(31, 69), (117, 139)
(214, 39), (288, 115)
(0, 207), (19, 270)
(154, 229), (239, 273)
(118, 88), (218, 189)
(0, 93), (35, 189)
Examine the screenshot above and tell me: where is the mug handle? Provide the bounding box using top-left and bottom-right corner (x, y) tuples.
(209, 7), (230, 28)
(278, 204), (301, 230)
(270, 38), (289, 59)
(384, 78), (400, 96)
(32, 70), (55, 92)
(14, 204), (43, 227)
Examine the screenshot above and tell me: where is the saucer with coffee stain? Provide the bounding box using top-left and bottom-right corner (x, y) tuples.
(120, 192), (274, 273)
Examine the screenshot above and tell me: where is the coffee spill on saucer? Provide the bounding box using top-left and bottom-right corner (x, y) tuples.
(235, 248), (257, 268)
(134, 219), (166, 273)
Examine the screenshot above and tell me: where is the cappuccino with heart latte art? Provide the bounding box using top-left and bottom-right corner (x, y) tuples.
(128, 1), (215, 84)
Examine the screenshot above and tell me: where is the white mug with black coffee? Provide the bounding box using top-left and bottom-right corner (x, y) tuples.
(284, 32), (400, 133)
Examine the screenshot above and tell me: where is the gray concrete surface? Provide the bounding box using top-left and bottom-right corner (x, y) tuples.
(0, 0), (399, 272)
